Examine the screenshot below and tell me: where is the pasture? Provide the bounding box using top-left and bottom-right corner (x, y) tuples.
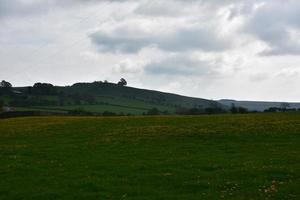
(0, 113), (299, 199)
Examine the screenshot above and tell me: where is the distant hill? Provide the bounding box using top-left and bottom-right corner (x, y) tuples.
(0, 81), (222, 115)
(218, 99), (300, 112)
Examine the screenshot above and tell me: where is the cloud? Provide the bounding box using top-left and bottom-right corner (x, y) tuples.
(244, 0), (300, 55)
(0, 0), (43, 18)
(134, 0), (259, 19)
(113, 59), (144, 73)
(134, 0), (192, 17)
(276, 68), (300, 79)
(227, 1), (258, 20)
(0, 0), (119, 19)
(144, 55), (218, 76)
(89, 22), (229, 53)
(249, 73), (269, 82)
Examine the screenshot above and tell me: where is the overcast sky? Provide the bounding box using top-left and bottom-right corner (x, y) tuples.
(1, 0), (300, 101)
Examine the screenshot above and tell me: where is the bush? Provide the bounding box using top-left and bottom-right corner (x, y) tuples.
(146, 108), (160, 115)
(176, 107), (227, 115)
(0, 100), (3, 112)
(230, 103), (248, 114)
(68, 108), (92, 115)
(102, 111), (117, 116)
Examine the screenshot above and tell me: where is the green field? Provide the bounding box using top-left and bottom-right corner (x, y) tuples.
(0, 113), (299, 199)
(11, 96), (178, 115)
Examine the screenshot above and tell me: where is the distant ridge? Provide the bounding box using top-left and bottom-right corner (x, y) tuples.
(218, 99), (300, 111)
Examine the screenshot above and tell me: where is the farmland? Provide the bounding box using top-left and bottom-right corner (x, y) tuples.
(0, 113), (299, 199)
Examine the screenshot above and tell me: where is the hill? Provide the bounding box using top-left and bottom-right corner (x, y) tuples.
(0, 81), (222, 115)
(0, 114), (299, 199)
(219, 99), (300, 112)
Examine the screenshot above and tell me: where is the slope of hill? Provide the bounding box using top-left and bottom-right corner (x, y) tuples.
(0, 82), (222, 115)
(219, 99), (300, 111)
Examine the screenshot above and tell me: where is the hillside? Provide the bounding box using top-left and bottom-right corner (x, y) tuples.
(219, 99), (300, 112)
(0, 81), (222, 115)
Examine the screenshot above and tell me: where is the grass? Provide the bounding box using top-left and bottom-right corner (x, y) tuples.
(47, 104), (150, 115)
(0, 113), (299, 199)
(14, 105), (145, 115)
(14, 106), (68, 113)
(12, 95), (177, 115)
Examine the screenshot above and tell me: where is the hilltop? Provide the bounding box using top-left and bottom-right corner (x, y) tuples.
(0, 80), (222, 115)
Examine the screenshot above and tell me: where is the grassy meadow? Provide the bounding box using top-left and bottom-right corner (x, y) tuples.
(0, 113), (299, 199)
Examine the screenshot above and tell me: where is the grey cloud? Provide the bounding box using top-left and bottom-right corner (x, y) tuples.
(227, 1), (257, 20)
(249, 73), (269, 82)
(144, 56), (218, 76)
(0, 0), (263, 20)
(134, 0), (191, 17)
(0, 0), (121, 19)
(0, 0), (43, 18)
(244, 0), (300, 55)
(89, 31), (150, 53)
(89, 25), (229, 53)
(158, 28), (229, 52)
(134, 0), (255, 18)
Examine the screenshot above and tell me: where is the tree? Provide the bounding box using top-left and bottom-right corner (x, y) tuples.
(205, 107), (226, 114)
(230, 103), (238, 114)
(147, 108), (160, 115)
(103, 111), (117, 116)
(264, 107), (277, 112)
(0, 99), (3, 112)
(32, 83), (57, 95)
(280, 103), (290, 111)
(117, 78), (127, 86)
(0, 80), (12, 88)
(237, 106), (248, 114)
(0, 80), (12, 94)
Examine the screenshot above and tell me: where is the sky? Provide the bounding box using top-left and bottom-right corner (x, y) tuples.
(1, 0), (300, 101)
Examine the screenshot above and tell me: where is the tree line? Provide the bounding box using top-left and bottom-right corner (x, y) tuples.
(0, 79), (128, 107)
